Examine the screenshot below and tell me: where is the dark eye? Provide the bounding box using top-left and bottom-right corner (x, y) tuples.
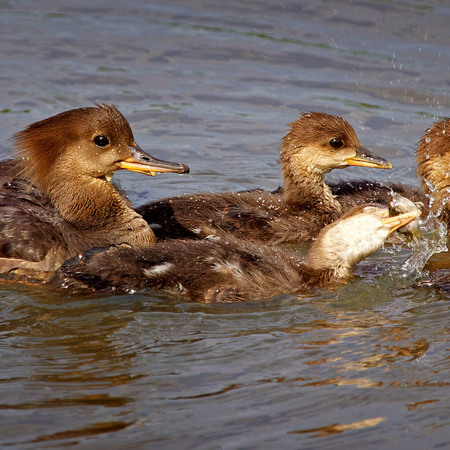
(93, 135), (110, 147)
(329, 138), (343, 149)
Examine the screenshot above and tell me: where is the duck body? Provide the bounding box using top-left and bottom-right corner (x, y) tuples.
(54, 204), (419, 302)
(0, 178), (150, 279)
(57, 236), (314, 302)
(330, 179), (427, 214)
(138, 188), (341, 244)
(0, 104), (189, 282)
(138, 112), (394, 244)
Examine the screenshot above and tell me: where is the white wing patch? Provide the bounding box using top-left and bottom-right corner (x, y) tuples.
(143, 263), (174, 277)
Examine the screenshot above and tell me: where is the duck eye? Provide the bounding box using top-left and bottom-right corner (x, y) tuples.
(329, 138), (343, 149)
(93, 135), (110, 147)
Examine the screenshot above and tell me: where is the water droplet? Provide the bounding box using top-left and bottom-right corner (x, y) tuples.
(425, 137), (431, 143)
(303, 113), (312, 118)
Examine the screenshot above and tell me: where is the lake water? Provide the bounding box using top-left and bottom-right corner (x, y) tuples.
(0, 0), (449, 447)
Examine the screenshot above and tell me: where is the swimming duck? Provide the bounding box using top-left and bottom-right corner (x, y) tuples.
(54, 203), (419, 302)
(137, 112), (393, 244)
(416, 118), (450, 225)
(412, 118), (450, 292)
(0, 104), (189, 281)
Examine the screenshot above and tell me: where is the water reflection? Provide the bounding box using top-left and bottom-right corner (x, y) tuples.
(0, 290), (143, 444)
(31, 421), (133, 444)
(0, 280), (448, 446)
(289, 416), (386, 438)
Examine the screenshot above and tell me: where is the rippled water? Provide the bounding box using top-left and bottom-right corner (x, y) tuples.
(0, 0), (449, 447)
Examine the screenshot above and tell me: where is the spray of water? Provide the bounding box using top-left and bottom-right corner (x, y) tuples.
(400, 214), (448, 275)
(381, 192), (448, 286)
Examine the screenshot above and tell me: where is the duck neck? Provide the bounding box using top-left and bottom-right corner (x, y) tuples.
(305, 252), (352, 282)
(48, 176), (156, 246)
(282, 164), (342, 216)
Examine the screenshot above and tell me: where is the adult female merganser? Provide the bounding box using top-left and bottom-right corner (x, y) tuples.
(0, 104), (189, 282)
(54, 203), (419, 302)
(137, 112), (393, 244)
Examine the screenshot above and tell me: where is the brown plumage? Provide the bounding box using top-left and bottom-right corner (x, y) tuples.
(54, 204), (419, 302)
(416, 118), (450, 225)
(0, 159), (23, 190)
(412, 118), (450, 292)
(137, 112), (394, 244)
(329, 179), (426, 215)
(0, 104), (189, 282)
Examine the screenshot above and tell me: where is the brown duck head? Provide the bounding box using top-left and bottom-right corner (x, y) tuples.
(12, 103), (189, 194)
(10, 104), (189, 240)
(281, 111), (392, 176)
(280, 112), (392, 209)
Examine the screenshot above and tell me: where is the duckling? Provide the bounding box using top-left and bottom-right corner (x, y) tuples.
(54, 204), (419, 302)
(137, 112), (393, 244)
(0, 104), (189, 282)
(416, 118), (450, 225)
(395, 118), (450, 293)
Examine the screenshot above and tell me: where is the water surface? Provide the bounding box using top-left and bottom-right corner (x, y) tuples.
(0, 0), (449, 447)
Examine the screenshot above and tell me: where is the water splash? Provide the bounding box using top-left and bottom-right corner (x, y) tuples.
(400, 214), (448, 275)
(388, 179), (449, 278)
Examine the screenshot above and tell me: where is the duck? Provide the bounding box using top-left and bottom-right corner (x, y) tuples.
(416, 118), (450, 226)
(0, 104), (189, 282)
(54, 202), (420, 302)
(412, 117), (450, 292)
(136, 112), (395, 244)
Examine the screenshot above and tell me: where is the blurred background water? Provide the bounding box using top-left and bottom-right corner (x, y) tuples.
(0, 0), (449, 447)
